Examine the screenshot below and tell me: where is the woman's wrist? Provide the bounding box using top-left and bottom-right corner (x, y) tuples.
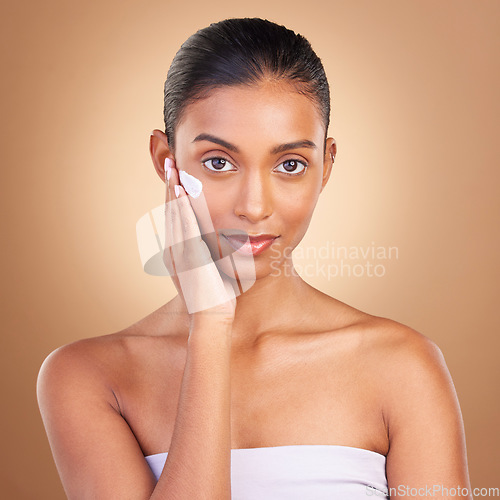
(188, 312), (234, 341)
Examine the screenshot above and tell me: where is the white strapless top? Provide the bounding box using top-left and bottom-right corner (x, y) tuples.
(145, 444), (389, 499)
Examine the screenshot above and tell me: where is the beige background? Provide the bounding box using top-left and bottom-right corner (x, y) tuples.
(1, 0), (499, 498)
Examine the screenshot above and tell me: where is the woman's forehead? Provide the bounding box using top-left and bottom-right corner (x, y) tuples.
(175, 82), (325, 150)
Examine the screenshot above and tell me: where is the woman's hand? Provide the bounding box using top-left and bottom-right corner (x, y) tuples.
(162, 158), (237, 324)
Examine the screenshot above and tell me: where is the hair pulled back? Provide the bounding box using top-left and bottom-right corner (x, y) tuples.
(164, 17), (330, 151)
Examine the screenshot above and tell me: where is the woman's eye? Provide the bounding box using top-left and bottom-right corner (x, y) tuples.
(274, 159), (307, 175)
(202, 157), (236, 172)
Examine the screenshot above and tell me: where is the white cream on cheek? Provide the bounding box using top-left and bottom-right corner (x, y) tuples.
(179, 170), (203, 198)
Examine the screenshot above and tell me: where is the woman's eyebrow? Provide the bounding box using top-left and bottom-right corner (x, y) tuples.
(270, 140), (317, 154)
(192, 133), (239, 152)
(192, 133), (317, 154)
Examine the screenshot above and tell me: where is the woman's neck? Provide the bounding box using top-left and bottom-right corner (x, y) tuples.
(158, 263), (323, 348)
(229, 270), (312, 348)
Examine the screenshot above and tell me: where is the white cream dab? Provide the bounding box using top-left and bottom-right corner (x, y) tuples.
(179, 170), (203, 198)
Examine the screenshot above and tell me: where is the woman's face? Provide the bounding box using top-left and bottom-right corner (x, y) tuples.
(172, 80), (335, 280)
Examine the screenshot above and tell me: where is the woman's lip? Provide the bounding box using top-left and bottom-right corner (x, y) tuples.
(222, 234), (279, 256)
(223, 232), (279, 242)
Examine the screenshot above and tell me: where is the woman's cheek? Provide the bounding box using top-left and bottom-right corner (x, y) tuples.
(202, 190), (228, 229)
(282, 189), (318, 243)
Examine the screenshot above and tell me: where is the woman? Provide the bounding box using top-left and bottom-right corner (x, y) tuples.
(37, 18), (472, 499)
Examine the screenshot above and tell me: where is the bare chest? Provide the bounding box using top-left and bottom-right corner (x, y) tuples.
(117, 335), (389, 457)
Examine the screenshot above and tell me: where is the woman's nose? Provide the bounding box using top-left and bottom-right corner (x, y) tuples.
(233, 170), (273, 223)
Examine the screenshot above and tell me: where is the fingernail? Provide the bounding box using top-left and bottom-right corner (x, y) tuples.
(174, 185), (181, 198)
(164, 158), (172, 181)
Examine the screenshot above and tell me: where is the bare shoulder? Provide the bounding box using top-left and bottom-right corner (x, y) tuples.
(38, 334), (122, 391)
(37, 323), (183, 402)
(317, 293), (442, 362)
(299, 288), (445, 376)
(318, 296), (456, 419)
(357, 314), (444, 362)
(351, 313), (452, 400)
(35, 321), (185, 498)
(365, 315), (450, 384)
(308, 294), (451, 401)
(370, 315), (459, 404)
(357, 315), (471, 489)
(36, 334), (129, 432)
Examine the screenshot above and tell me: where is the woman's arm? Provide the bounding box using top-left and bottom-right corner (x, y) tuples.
(38, 162), (236, 499)
(37, 319), (233, 499)
(150, 160), (235, 499)
(382, 323), (472, 499)
(38, 341), (159, 499)
(155, 316), (233, 499)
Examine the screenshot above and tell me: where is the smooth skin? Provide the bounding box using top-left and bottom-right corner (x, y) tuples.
(37, 79), (472, 499)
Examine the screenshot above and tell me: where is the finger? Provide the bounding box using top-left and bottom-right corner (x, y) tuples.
(186, 189), (215, 236)
(164, 158), (182, 276)
(174, 169), (220, 261)
(176, 188), (204, 242)
(170, 184), (214, 272)
(149, 157), (175, 253)
(173, 166), (216, 240)
(167, 164), (214, 274)
(168, 163), (203, 243)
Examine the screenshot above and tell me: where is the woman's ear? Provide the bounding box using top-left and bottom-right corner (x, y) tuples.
(320, 137), (337, 192)
(150, 129), (174, 182)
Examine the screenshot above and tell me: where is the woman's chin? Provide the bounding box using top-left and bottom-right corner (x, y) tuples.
(216, 256), (288, 289)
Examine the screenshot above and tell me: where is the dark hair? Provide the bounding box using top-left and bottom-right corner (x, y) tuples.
(163, 17), (331, 152)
